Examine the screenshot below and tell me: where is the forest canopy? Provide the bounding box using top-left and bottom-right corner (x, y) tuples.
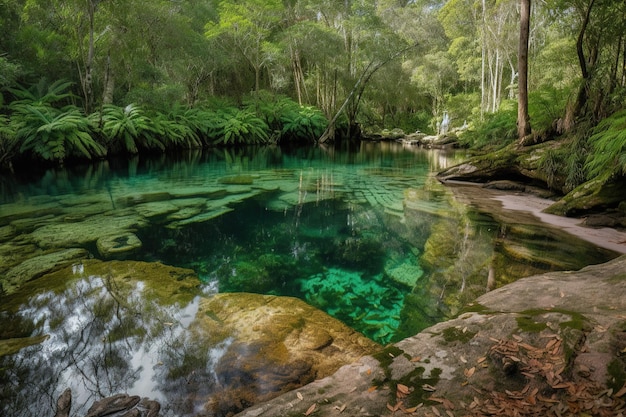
(1, 0), (625, 181)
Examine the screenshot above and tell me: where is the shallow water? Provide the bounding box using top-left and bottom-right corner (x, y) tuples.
(0, 143), (618, 417)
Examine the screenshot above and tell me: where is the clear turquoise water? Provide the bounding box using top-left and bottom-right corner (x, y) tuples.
(0, 143), (619, 417)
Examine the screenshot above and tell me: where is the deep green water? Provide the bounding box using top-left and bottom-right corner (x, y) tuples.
(0, 143), (618, 417)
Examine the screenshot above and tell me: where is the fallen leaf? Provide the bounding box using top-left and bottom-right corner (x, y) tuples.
(477, 356), (487, 364)
(397, 383), (410, 395)
(367, 386), (377, 393)
(431, 406), (441, 416)
(513, 334), (523, 342)
(387, 403), (395, 412)
(464, 367), (475, 378)
(410, 356), (422, 362)
(460, 355), (467, 363)
(304, 403), (316, 416)
(422, 384), (436, 392)
(297, 392), (303, 400)
(403, 405), (419, 413)
(614, 384), (626, 397)
(333, 404), (347, 413)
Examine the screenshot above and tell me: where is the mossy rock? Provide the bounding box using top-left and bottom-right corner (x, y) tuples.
(2, 248), (89, 296)
(545, 177), (626, 216)
(96, 232), (142, 259)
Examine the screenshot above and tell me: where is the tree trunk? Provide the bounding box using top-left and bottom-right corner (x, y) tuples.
(517, 0), (532, 141)
(480, 0), (487, 119)
(84, 0), (97, 114)
(564, 0), (596, 131)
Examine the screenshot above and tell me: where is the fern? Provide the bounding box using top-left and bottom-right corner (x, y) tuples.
(585, 109), (626, 181)
(280, 106), (328, 142)
(98, 104), (164, 154)
(9, 79), (75, 106)
(13, 103), (105, 162)
(214, 109), (270, 145)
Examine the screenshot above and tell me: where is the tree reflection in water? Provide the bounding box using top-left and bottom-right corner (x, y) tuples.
(0, 269), (207, 417)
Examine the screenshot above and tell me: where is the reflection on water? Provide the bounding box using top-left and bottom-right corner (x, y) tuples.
(0, 143), (618, 417)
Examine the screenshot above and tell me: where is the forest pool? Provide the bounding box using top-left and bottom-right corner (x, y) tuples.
(0, 142), (618, 417)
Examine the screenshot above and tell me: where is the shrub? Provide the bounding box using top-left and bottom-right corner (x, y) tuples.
(97, 104), (164, 154)
(213, 109), (270, 146)
(11, 103), (105, 162)
(585, 109), (626, 181)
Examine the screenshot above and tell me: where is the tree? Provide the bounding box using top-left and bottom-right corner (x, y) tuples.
(205, 0), (284, 93)
(518, 0), (532, 141)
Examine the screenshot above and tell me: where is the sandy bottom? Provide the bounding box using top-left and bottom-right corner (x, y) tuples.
(444, 181), (626, 255)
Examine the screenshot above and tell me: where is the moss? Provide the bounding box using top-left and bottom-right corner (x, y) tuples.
(516, 309), (589, 334)
(608, 273), (626, 284)
(516, 314), (549, 333)
(558, 311), (588, 332)
(440, 327), (476, 344)
(372, 345), (405, 378)
(607, 358), (626, 392)
(218, 175), (255, 185)
(460, 303), (492, 315)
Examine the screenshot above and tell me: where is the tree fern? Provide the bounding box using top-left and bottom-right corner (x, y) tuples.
(585, 109), (626, 181)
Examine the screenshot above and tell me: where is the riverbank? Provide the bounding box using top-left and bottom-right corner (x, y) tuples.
(442, 180), (626, 255)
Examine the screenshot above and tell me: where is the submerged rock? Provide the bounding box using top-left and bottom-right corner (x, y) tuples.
(96, 232), (142, 259)
(192, 293), (380, 416)
(2, 248), (89, 295)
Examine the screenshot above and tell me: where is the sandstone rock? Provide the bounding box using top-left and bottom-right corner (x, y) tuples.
(96, 232), (142, 259)
(2, 248), (89, 295)
(192, 293), (380, 416)
(54, 388), (71, 417)
(85, 393), (140, 417)
(30, 214), (148, 249)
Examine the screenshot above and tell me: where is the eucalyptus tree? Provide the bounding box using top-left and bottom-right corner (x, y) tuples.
(439, 0), (520, 115)
(205, 0), (285, 94)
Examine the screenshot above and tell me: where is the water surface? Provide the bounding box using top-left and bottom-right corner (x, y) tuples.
(0, 143), (617, 417)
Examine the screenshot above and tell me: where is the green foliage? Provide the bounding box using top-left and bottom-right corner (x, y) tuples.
(97, 104), (164, 154)
(280, 106), (328, 142)
(527, 87), (569, 132)
(459, 101), (517, 149)
(585, 109), (626, 181)
(243, 92), (328, 142)
(0, 114), (18, 168)
(538, 148), (566, 190)
(9, 79), (75, 106)
(11, 103), (105, 162)
(213, 109), (270, 146)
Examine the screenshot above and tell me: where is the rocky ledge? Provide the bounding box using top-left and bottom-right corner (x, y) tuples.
(234, 254), (626, 416)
